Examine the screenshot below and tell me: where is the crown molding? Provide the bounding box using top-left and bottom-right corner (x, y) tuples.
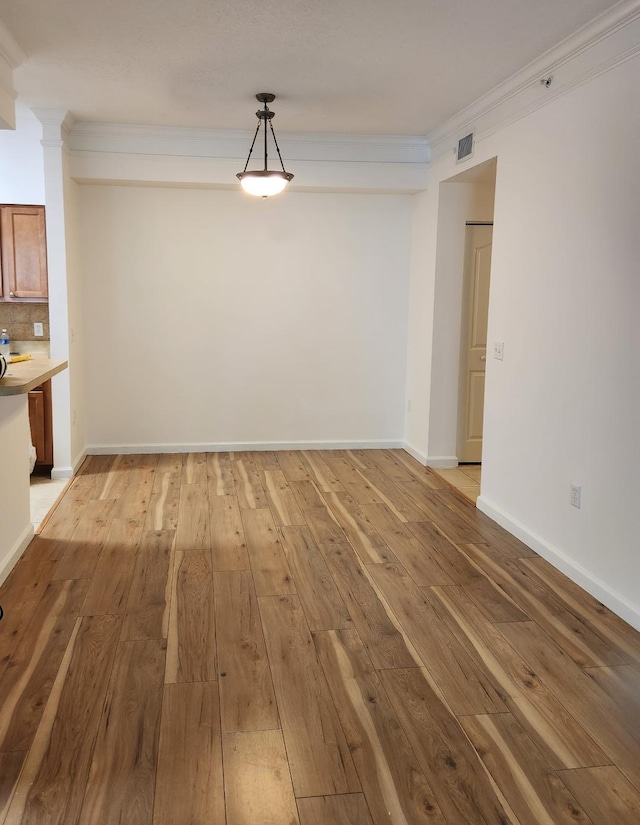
(68, 150), (428, 193)
(32, 107), (75, 129)
(427, 0), (640, 159)
(68, 122), (429, 165)
(0, 18), (25, 128)
(0, 70), (16, 116)
(0, 18), (26, 68)
(32, 108), (75, 147)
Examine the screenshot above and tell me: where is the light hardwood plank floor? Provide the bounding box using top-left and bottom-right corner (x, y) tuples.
(0, 449), (639, 825)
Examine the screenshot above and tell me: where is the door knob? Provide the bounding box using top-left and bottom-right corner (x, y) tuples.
(480, 355), (486, 361)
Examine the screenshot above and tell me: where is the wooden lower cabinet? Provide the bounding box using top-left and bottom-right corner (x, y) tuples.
(28, 379), (53, 466)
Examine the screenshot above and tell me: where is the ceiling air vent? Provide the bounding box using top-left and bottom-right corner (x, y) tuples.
(456, 130), (474, 163)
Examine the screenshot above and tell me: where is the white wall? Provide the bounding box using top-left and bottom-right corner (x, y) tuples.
(427, 180), (495, 462)
(0, 107), (45, 204)
(63, 161), (86, 468)
(38, 115), (76, 479)
(408, 54), (640, 627)
(405, 178), (494, 464)
(79, 186), (411, 450)
(0, 396), (33, 583)
(405, 188), (438, 460)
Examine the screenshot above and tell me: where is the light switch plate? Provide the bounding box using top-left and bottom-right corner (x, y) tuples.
(493, 341), (504, 360)
(570, 484), (582, 509)
(34, 322), (44, 337)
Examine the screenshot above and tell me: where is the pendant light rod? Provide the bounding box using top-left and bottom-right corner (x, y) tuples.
(236, 93), (294, 197)
(241, 120), (262, 175)
(263, 103), (268, 171)
(269, 119), (288, 174)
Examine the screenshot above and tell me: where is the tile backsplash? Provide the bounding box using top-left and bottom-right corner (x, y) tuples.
(0, 301), (50, 341)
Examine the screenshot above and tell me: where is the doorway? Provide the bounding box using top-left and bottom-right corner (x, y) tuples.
(424, 156), (496, 479)
(457, 222), (493, 463)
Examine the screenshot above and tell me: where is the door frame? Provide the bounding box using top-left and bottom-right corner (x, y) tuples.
(424, 157), (497, 470)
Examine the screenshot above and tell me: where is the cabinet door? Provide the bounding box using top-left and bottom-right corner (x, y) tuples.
(1, 206), (48, 300)
(28, 380), (53, 465)
(28, 389), (46, 462)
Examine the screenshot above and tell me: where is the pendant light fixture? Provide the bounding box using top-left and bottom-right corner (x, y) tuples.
(237, 93), (294, 198)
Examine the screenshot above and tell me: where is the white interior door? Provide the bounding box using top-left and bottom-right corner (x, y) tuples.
(459, 224), (493, 463)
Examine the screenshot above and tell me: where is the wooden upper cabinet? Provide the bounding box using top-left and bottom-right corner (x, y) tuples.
(0, 205), (48, 301)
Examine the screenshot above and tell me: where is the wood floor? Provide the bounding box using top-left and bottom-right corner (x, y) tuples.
(1, 449), (640, 825)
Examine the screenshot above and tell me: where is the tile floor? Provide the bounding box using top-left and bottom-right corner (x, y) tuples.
(29, 474), (70, 529)
(431, 463), (481, 504)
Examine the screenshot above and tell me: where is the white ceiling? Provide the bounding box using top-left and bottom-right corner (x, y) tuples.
(0, 0), (622, 135)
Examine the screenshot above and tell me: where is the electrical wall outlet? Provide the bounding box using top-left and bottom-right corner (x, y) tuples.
(493, 341), (504, 360)
(570, 484), (581, 509)
(34, 322), (44, 337)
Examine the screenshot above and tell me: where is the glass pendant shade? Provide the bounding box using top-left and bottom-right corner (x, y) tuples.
(237, 93), (294, 197)
(237, 170), (293, 197)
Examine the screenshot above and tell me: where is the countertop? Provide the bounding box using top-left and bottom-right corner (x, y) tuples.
(0, 357), (68, 396)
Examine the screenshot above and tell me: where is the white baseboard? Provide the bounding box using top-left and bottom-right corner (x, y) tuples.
(86, 439), (404, 455)
(51, 466), (74, 479)
(72, 447), (88, 473)
(0, 524), (34, 587)
(401, 444), (459, 468)
(426, 455), (458, 468)
(402, 442), (428, 465)
(477, 495), (640, 632)
(71, 447), (87, 475)
(51, 447), (87, 480)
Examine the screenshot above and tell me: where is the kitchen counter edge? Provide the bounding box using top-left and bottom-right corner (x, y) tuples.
(0, 358), (68, 396)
